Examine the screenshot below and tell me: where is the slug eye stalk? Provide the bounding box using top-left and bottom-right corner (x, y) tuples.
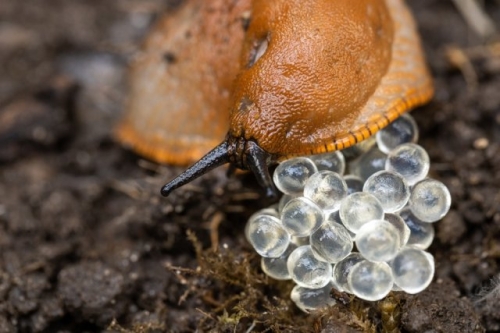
(160, 141), (229, 197)
(161, 137), (277, 198)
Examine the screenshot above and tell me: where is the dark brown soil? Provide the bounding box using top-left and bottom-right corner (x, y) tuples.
(0, 0), (499, 332)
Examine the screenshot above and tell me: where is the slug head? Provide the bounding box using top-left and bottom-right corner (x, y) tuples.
(160, 136), (277, 198)
(229, 0), (394, 156)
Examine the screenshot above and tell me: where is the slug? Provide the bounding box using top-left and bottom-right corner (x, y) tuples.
(115, 0), (434, 197)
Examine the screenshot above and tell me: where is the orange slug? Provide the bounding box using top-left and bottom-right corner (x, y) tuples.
(115, 0), (434, 197)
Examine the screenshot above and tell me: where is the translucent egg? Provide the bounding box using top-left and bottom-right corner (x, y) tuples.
(268, 203), (280, 213)
(342, 136), (376, 160)
(261, 244), (297, 280)
(385, 143), (429, 185)
(245, 208), (280, 243)
(282, 197), (324, 237)
(348, 260), (394, 301)
(291, 282), (336, 313)
(376, 113), (419, 154)
(278, 194), (297, 215)
(304, 171), (348, 211)
(332, 252), (364, 292)
(390, 247), (434, 294)
(250, 207), (279, 219)
(363, 170), (410, 213)
(339, 192), (384, 233)
(355, 220), (401, 262)
(290, 236), (310, 246)
(273, 157), (318, 195)
(325, 210), (356, 239)
(287, 245), (333, 288)
(385, 213), (411, 248)
(409, 178), (451, 223)
(246, 215), (290, 257)
(349, 146), (387, 181)
(330, 277), (344, 293)
(309, 151), (346, 175)
(398, 208), (434, 250)
(310, 218), (353, 263)
(344, 175), (364, 195)
(392, 284), (403, 292)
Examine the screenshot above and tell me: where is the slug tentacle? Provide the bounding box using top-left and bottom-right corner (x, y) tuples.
(245, 141), (277, 198)
(161, 136), (277, 197)
(161, 141), (230, 197)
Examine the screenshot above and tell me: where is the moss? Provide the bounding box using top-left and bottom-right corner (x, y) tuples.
(107, 319), (165, 333)
(378, 294), (402, 333)
(165, 230), (317, 332)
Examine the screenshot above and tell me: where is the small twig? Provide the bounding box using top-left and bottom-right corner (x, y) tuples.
(201, 292), (223, 308)
(231, 191), (261, 201)
(186, 229), (203, 261)
(445, 45), (478, 90)
(109, 179), (144, 199)
(196, 308), (215, 320)
(451, 0), (497, 39)
(19, 260), (46, 275)
(212, 294), (245, 314)
(137, 159), (163, 173)
(209, 212), (224, 252)
(245, 320), (257, 333)
(178, 286), (193, 305)
(460, 41), (500, 59)
(224, 205), (247, 213)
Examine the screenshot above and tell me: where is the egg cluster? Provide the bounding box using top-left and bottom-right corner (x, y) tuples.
(245, 114), (451, 312)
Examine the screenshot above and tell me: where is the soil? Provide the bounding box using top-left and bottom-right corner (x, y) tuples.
(0, 0), (499, 332)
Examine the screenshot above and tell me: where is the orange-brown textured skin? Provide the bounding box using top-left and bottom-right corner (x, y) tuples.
(117, 0), (433, 164)
(115, 0), (251, 165)
(230, 0), (433, 159)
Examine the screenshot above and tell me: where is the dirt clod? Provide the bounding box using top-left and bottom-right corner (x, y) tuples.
(401, 279), (484, 333)
(58, 262), (126, 326)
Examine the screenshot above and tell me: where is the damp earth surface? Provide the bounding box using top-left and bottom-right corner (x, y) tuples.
(0, 0), (499, 332)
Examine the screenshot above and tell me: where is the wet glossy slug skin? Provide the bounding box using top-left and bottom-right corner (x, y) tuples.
(116, 0), (434, 196)
(115, 0), (251, 165)
(230, 0), (395, 157)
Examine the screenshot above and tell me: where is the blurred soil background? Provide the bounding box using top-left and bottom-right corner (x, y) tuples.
(0, 0), (499, 332)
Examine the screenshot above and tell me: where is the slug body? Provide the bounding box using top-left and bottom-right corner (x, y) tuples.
(115, 0), (434, 197)
(116, 0), (251, 165)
